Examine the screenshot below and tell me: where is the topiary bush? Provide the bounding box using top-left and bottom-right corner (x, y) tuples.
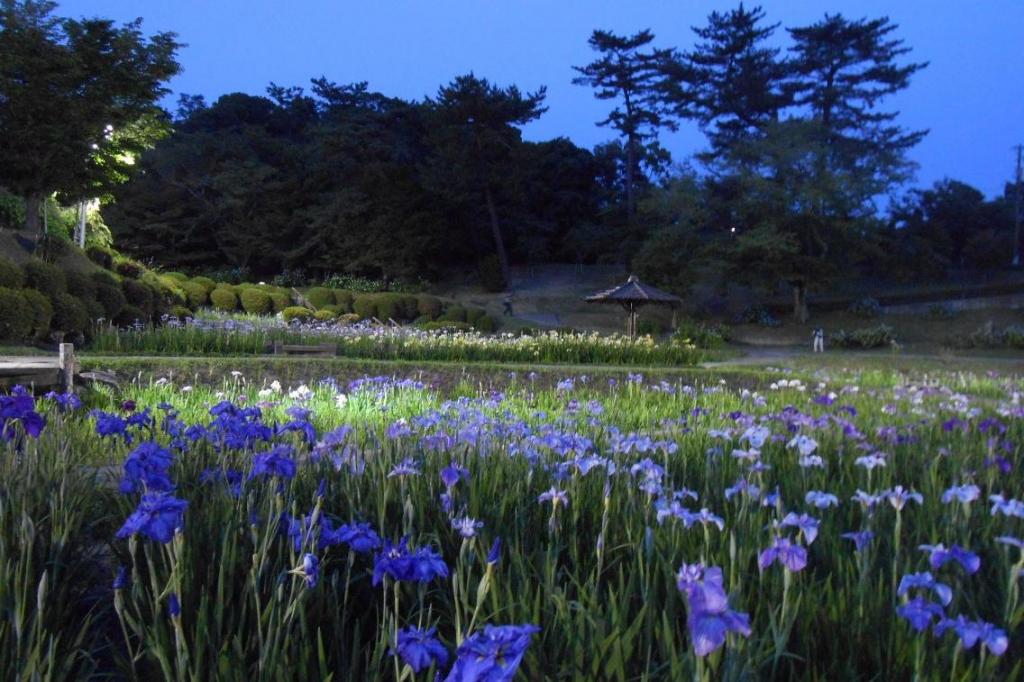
(0, 288), (32, 340)
(416, 294), (442, 320)
(337, 313), (360, 325)
(209, 287), (239, 312)
(36, 233), (71, 263)
(472, 313), (498, 333)
(466, 307), (486, 326)
(829, 324), (896, 349)
(114, 257), (144, 279)
(23, 259), (66, 299)
(269, 292), (291, 313)
(240, 288), (272, 315)
(180, 281), (209, 308)
(91, 271), (119, 288)
(50, 293), (89, 336)
(738, 304), (780, 327)
(319, 304), (342, 317)
(313, 310), (335, 321)
(306, 287), (337, 309)
(352, 295), (378, 320)
(170, 305), (193, 320)
(20, 288), (53, 339)
(439, 304), (467, 323)
(190, 276), (217, 293)
(83, 298), (105, 324)
(282, 306), (314, 323)
(122, 279), (154, 316)
(333, 290), (355, 313)
(163, 271), (188, 282)
(65, 270), (97, 301)
(0, 255), (24, 289)
(86, 244), (115, 269)
(94, 283), (126, 320)
(115, 304), (147, 327)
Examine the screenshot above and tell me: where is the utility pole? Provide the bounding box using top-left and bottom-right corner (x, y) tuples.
(1014, 144), (1022, 267)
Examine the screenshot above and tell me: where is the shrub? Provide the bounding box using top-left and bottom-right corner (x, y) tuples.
(0, 288), (32, 340)
(466, 307), (486, 325)
(313, 310), (336, 321)
(272, 268), (309, 287)
(478, 254), (507, 292)
(269, 292), (291, 313)
(334, 290), (354, 313)
(636, 319), (665, 337)
(170, 305), (194, 320)
(83, 298), (105, 323)
(372, 293), (416, 322)
(180, 281), (209, 308)
(419, 320), (472, 332)
(473, 314), (498, 333)
(848, 297), (883, 319)
(114, 257), (144, 279)
(86, 244), (115, 269)
(94, 283), (125, 320)
(240, 288), (272, 315)
(50, 293), (89, 335)
(190, 276), (217, 293)
(416, 295), (442, 320)
(319, 304), (342, 317)
(151, 274), (188, 306)
(65, 270), (97, 300)
(738, 304), (780, 327)
(672, 318), (729, 349)
(352, 295), (378, 320)
(37, 233), (71, 262)
(829, 324), (896, 349)
(20, 288), (52, 339)
(303, 287), (334, 309)
(439, 305), (467, 323)
(122, 279), (154, 315)
(1004, 325), (1024, 348)
(115, 304), (147, 327)
(0, 256), (24, 288)
(91, 271), (119, 288)
(163, 271), (188, 282)
(209, 287), (239, 312)
(23, 259), (66, 299)
(282, 306), (314, 323)
(337, 313), (360, 325)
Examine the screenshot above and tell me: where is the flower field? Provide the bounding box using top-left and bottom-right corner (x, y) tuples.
(1, 366), (1022, 680)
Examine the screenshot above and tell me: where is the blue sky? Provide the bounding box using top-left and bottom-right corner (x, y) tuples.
(60, 1), (1024, 199)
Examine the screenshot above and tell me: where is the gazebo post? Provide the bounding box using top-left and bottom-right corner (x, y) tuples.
(584, 274), (682, 341)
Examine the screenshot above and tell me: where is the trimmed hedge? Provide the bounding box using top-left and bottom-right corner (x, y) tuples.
(23, 259), (66, 299)
(418, 320), (472, 332)
(0, 288), (32, 340)
(116, 304), (148, 327)
(191, 276), (217, 293)
(473, 313), (498, 333)
(50, 293), (89, 335)
(114, 257), (144, 279)
(282, 306), (314, 323)
(416, 294), (442, 320)
(334, 290), (354, 312)
(65, 270), (97, 300)
(91, 271), (119, 289)
(306, 287), (336, 309)
(439, 304), (467, 323)
(313, 310), (335, 321)
(269, 292), (291, 313)
(338, 313), (360, 325)
(240, 288), (272, 315)
(95, 283), (126, 320)
(352, 295), (377, 320)
(180, 281), (209, 308)
(0, 256), (24, 289)
(122, 279), (154, 316)
(210, 287), (239, 312)
(20, 288), (53, 339)
(86, 245), (115, 269)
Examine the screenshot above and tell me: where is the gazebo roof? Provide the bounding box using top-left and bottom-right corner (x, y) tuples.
(584, 275), (682, 306)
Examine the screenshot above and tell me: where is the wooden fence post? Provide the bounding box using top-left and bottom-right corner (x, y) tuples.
(58, 343), (75, 394)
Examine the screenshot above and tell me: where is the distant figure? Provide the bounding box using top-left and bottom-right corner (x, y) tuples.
(502, 293), (514, 316)
(812, 327), (825, 353)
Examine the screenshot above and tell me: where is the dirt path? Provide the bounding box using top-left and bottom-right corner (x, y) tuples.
(702, 345), (1024, 369)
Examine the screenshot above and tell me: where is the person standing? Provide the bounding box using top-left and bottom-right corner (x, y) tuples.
(502, 293), (514, 317)
(812, 327), (824, 353)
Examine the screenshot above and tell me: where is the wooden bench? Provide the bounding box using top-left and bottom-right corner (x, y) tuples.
(270, 342), (338, 357)
(0, 343), (77, 392)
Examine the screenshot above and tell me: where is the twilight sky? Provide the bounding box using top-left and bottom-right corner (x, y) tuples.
(60, 1), (1024, 199)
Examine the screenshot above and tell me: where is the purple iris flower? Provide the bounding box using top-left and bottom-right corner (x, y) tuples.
(393, 626), (449, 673)
(897, 572), (953, 606)
(676, 564), (752, 657)
(388, 458), (421, 478)
(934, 616), (1009, 656)
(941, 484), (981, 505)
(120, 441), (175, 494)
(897, 596), (945, 632)
(1, 391), (46, 440)
(989, 495), (1024, 518)
(780, 512), (820, 545)
(487, 537), (502, 565)
(440, 462), (469, 490)
(805, 491), (839, 509)
(112, 566), (130, 590)
(116, 492), (188, 543)
(452, 516), (483, 538)
(538, 487), (569, 507)
(758, 537), (808, 572)
(294, 553), (319, 588)
(250, 444), (297, 480)
(443, 624), (540, 682)
(841, 530), (875, 552)
(372, 538), (449, 585)
(886, 486), (924, 511)
(44, 391), (81, 412)
(334, 521), (382, 554)
(919, 544), (981, 574)
(167, 593), (181, 618)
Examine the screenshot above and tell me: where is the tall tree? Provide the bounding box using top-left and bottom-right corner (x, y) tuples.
(664, 4), (790, 157)
(426, 74), (547, 287)
(573, 29), (674, 217)
(0, 0), (180, 232)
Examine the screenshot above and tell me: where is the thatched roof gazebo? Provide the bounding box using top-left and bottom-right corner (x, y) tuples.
(585, 275), (682, 339)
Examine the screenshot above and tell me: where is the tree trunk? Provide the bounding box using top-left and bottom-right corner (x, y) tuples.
(484, 185), (510, 289)
(625, 135), (636, 218)
(792, 281), (809, 323)
(24, 192), (43, 235)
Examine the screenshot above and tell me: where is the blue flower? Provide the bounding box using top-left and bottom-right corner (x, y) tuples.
(116, 492), (188, 543)
(388, 457), (421, 478)
(444, 624), (540, 682)
(805, 490), (839, 509)
(897, 572), (953, 606)
(91, 410), (131, 443)
(487, 537), (502, 565)
(677, 564), (752, 657)
(291, 553), (319, 588)
(780, 512), (820, 545)
(841, 530), (875, 552)
(1, 391), (45, 440)
(941, 484), (981, 505)
(934, 616), (1008, 656)
(537, 487), (569, 507)
(897, 596), (944, 632)
(452, 516), (483, 539)
(250, 444), (297, 480)
(919, 543), (981, 575)
(120, 441), (175, 494)
(44, 391), (81, 412)
(112, 566), (130, 590)
(758, 537), (807, 572)
(440, 462), (470, 490)
(168, 593), (181, 618)
(332, 521), (382, 553)
(372, 538), (448, 585)
(392, 626), (449, 673)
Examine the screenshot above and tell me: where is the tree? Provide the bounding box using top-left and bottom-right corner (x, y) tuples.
(663, 4), (790, 157)
(426, 74), (547, 287)
(573, 29), (674, 217)
(0, 0), (180, 232)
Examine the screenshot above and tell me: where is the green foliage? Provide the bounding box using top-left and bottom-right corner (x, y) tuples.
(829, 324), (896, 349)
(36, 232), (71, 263)
(271, 268), (309, 287)
(115, 304), (147, 327)
(0, 191), (25, 229)
(351, 295), (378, 320)
(180, 281), (209, 308)
(305, 287), (336, 309)
(333, 289), (355, 313)
(848, 297), (883, 319)
(64, 270), (97, 301)
(439, 304), (467, 323)
(472, 313), (498, 332)
(268, 292), (291, 313)
(20, 288), (53, 338)
(0, 288), (31, 340)
(466, 307), (486, 325)
(240, 288), (272, 315)
(313, 310), (335, 322)
(209, 287), (239, 312)
(90, 271), (119, 289)
(636, 318), (666, 337)
(163, 271), (188, 282)
(739, 304), (780, 327)
(85, 245), (115, 269)
(337, 313), (360, 325)
(50, 293), (88, 335)
(190, 276), (217, 293)
(0, 255), (24, 288)
(417, 320), (473, 332)
(114, 257), (144, 279)
(82, 297), (104, 323)
(477, 255), (507, 292)
(23, 259), (66, 299)
(281, 306), (314, 323)
(319, 304), (342, 317)
(122, 279), (154, 315)
(672, 318), (729, 349)
(94, 282), (126, 320)
(171, 305), (193, 319)
(416, 294), (442, 320)
(925, 304), (957, 320)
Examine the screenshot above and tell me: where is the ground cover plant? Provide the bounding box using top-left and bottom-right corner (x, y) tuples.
(1, 363), (1022, 680)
